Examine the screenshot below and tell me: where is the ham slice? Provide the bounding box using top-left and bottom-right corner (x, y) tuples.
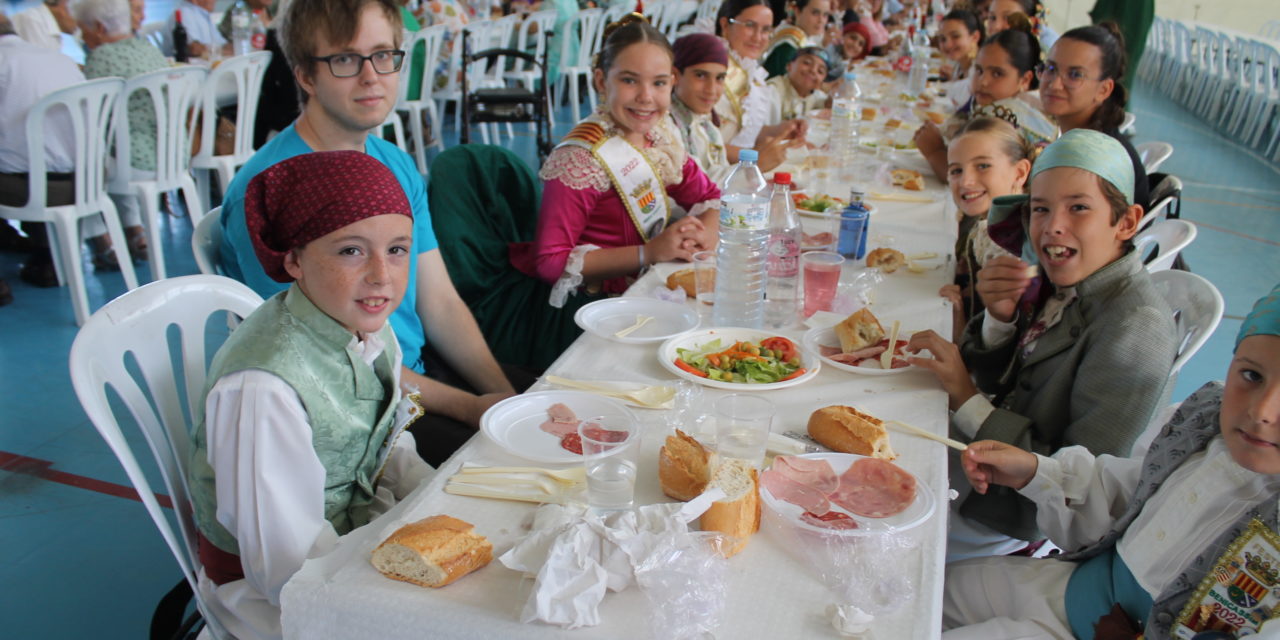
(822, 343), (888, 365)
(828, 458), (916, 518)
(800, 510), (859, 530)
(773, 455), (838, 493)
(539, 403), (579, 438)
(819, 344), (842, 357)
(761, 470), (831, 515)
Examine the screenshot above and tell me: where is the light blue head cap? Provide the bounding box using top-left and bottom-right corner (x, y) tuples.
(1029, 128), (1135, 205)
(1237, 283), (1280, 350)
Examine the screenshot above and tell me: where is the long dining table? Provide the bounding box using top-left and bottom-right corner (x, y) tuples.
(280, 73), (961, 640)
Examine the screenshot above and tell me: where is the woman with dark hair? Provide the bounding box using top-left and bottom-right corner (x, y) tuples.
(761, 0), (831, 78)
(915, 20), (1056, 181)
(985, 0), (1057, 50)
(936, 9), (984, 107)
(714, 0), (806, 169)
(512, 15), (721, 306)
(1038, 22), (1147, 209)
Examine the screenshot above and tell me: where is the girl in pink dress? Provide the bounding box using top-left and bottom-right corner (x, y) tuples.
(511, 15), (721, 306)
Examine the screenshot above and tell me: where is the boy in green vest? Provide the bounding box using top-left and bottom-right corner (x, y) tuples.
(188, 150), (433, 640)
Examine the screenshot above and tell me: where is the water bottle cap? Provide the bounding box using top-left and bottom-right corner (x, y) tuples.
(774, 172), (791, 185)
(739, 149), (759, 162)
(844, 71), (856, 80)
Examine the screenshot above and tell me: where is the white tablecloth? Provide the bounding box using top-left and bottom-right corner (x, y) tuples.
(281, 134), (959, 640)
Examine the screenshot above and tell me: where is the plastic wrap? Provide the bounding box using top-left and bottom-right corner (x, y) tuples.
(831, 269), (884, 314)
(634, 532), (732, 640)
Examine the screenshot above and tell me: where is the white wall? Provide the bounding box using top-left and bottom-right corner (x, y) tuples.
(1042, 0), (1280, 38)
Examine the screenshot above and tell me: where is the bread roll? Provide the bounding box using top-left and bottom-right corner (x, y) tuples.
(884, 118), (903, 129)
(835, 308), (885, 353)
(666, 268), (696, 298)
(891, 168), (924, 190)
(371, 515), (493, 588)
(807, 405), (897, 460)
(865, 248), (906, 273)
(659, 430), (713, 501)
(861, 107), (877, 121)
(699, 459), (760, 557)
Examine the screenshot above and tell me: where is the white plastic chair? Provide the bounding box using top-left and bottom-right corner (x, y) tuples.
(1260, 20), (1280, 40)
(1135, 141), (1173, 173)
(556, 8), (605, 123)
(1134, 218), (1197, 272)
(1118, 111), (1136, 136)
(658, 0), (698, 39)
(68, 274), (265, 640)
(476, 14), (524, 143)
(192, 206), (222, 276)
(435, 19), (497, 142)
(505, 10), (557, 131)
(396, 25), (447, 177)
(1238, 42), (1280, 150)
(1139, 174), (1181, 231)
(191, 51), (272, 213)
(108, 66), (207, 282)
(1162, 21), (1193, 99)
(1149, 269), (1224, 376)
(139, 21), (167, 48)
(0, 77), (139, 326)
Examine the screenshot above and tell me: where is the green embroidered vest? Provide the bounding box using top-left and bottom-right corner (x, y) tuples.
(188, 285), (401, 554)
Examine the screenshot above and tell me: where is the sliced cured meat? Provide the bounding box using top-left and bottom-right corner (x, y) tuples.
(540, 403), (580, 437)
(855, 355), (911, 369)
(560, 433), (583, 454)
(581, 425), (627, 443)
(818, 344), (842, 357)
(889, 357), (910, 369)
(800, 510), (858, 530)
(828, 458), (916, 518)
(761, 469), (831, 515)
(846, 345), (887, 360)
(547, 403), (577, 423)
(773, 455), (838, 493)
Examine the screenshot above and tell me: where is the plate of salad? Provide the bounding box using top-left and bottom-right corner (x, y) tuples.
(658, 328), (819, 390)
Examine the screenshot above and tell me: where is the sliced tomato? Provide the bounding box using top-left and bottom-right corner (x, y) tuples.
(673, 358), (708, 377)
(760, 336), (798, 362)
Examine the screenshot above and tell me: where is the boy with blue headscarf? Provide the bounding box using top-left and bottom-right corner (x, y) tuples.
(943, 283), (1280, 640)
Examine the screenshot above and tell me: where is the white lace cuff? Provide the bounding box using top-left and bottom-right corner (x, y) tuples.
(549, 244), (601, 308)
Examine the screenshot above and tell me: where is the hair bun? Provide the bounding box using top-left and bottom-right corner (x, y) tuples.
(1005, 12), (1034, 34)
(603, 12), (649, 41)
(1096, 20), (1127, 49)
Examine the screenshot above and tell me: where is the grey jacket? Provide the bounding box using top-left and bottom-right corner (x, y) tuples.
(1058, 382), (1280, 640)
(959, 249), (1178, 540)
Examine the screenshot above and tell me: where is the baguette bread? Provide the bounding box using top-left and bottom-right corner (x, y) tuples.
(807, 405), (897, 460)
(666, 268), (697, 298)
(891, 168), (925, 191)
(835, 308), (885, 353)
(659, 429), (713, 501)
(371, 515), (493, 588)
(861, 107), (877, 121)
(699, 459), (761, 557)
(865, 247), (906, 273)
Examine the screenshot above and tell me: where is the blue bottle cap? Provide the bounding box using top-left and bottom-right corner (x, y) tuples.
(739, 149), (759, 162)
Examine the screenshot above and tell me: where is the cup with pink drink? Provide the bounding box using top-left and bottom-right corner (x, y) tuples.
(802, 251), (845, 317)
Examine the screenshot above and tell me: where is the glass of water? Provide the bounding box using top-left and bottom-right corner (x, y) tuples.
(714, 394), (774, 469)
(579, 416), (639, 511)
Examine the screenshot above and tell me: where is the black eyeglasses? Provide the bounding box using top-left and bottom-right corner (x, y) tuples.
(310, 49), (405, 78)
(727, 17), (772, 37)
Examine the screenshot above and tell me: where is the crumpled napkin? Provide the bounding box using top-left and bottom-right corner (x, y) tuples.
(498, 490), (725, 629)
(827, 604), (875, 637)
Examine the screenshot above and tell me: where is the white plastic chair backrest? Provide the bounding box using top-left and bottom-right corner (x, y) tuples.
(395, 29), (424, 107)
(414, 24), (449, 99)
(20, 77), (123, 214)
(1119, 111), (1136, 136)
(68, 274), (264, 640)
(379, 110), (406, 148)
(452, 19), (494, 89)
(139, 21), (167, 48)
(562, 8), (603, 69)
(192, 206), (223, 275)
(482, 14), (522, 84)
(1149, 269), (1223, 376)
(695, 0), (717, 26)
(604, 0), (637, 23)
(1139, 174), (1181, 231)
(1134, 218), (1197, 272)
(662, 0), (698, 38)
(194, 50), (272, 165)
(1136, 141), (1173, 173)
(510, 11), (555, 78)
(1262, 20), (1280, 40)
(110, 66), (207, 194)
(645, 0), (671, 29)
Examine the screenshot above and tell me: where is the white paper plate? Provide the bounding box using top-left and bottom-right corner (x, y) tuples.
(658, 327), (819, 390)
(761, 452), (935, 535)
(479, 391), (637, 464)
(574, 298), (699, 344)
(802, 325), (924, 376)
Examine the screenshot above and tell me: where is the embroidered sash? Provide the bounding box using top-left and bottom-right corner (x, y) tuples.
(1173, 519), (1280, 638)
(559, 115), (670, 240)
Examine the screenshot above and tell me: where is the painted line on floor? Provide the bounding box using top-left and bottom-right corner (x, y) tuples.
(0, 450), (172, 509)
(1189, 219), (1280, 247)
(1183, 181), (1280, 198)
(1184, 196), (1280, 212)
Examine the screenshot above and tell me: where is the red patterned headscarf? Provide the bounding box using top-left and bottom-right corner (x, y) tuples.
(243, 150), (412, 282)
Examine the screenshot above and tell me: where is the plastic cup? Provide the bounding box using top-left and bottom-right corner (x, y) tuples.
(693, 250), (716, 306)
(579, 417), (638, 511)
(803, 213), (840, 252)
(714, 394), (774, 469)
(802, 251), (845, 317)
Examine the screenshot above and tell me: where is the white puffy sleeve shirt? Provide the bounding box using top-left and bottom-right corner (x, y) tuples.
(198, 331), (434, 640)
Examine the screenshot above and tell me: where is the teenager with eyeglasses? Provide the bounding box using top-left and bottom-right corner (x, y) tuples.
(1038, 22), (1147, 210)
(216, 0), (525, 487)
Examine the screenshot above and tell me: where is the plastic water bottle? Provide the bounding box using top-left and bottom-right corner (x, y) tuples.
(908, 27), (930, 96)
(230, 0), (252, 56)
(837, 189), (870, 260)
(765, 172), (801, 328)
(712, 149), (770, 329)
(829, 72), (861, 182)
(250, 9), (268, 50)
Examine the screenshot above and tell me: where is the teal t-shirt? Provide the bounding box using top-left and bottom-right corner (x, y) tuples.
(217, 124), (437, 373)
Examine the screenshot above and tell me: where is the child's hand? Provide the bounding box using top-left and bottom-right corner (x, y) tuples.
(650, 216), (707, 263)
(961, 440), (1038, 494)
(975, 255), (1034, 323)
(913, 120), (944, 155)
(939, 284), (965, 343)
(905, 330), (978, 410)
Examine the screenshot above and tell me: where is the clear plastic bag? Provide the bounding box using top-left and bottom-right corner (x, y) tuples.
(831, 270), (884, 314)
(634, 532), (732, 640)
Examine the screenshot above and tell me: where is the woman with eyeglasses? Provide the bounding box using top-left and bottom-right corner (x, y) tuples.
(714, 0), (807, 170)
(1038, 22), (1147, 209)
(761, 0), (831, 78)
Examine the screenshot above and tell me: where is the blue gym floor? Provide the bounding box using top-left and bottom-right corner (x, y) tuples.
(1, 26), (1278, 638)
